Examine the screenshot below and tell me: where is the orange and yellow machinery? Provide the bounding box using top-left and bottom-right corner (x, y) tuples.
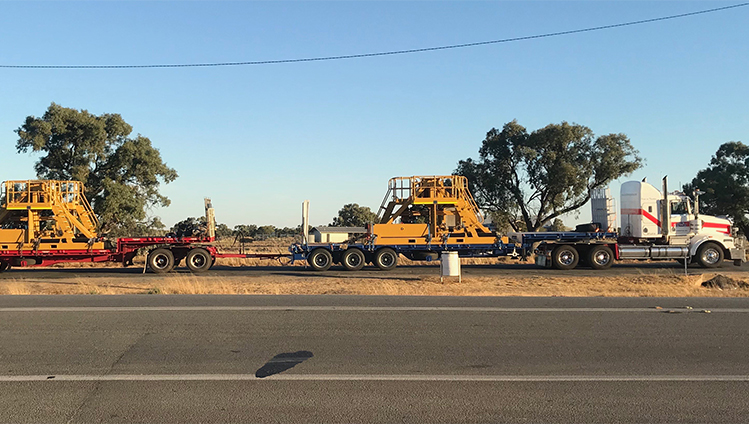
(371, 175), (499, 246)
(293, 175), (512, 272)
(0, 180), (105, 251)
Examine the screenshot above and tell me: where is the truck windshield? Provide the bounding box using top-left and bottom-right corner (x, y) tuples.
(671, 200), (689, 215)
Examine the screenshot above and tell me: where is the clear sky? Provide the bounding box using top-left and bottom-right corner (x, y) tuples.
(1, 1), (747, 229)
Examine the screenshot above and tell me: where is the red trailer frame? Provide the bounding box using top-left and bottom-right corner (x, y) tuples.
(0, 235), (289, 273)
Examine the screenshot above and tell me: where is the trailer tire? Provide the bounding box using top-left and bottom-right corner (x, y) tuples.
(186, 248), (213, 273)
(341, 248), (366, 271)
(696, 242), (724, 268)
(308, 248), (333, 271)
(551, 245), (579, 270)
(148, 248), (175, 274)
(374, 248), (398, 271)
(0, 262), (8, 272)
(588, 245), (614, 270)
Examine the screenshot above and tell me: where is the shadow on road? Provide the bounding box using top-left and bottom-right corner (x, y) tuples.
(255, 351), (313, 378)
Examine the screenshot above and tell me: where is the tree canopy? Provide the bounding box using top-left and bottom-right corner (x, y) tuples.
(457, 120), (642, 232)
(331, 203), (377, 227)
(15, 103), (178, 236)
(684, 141), (749, 235)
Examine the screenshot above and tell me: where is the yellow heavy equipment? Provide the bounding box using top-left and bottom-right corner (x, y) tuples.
(0, 180), (105, 251)
(372, 175), (498, 246)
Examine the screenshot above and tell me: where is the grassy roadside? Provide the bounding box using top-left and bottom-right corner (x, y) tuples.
(1, 271), (748, 297)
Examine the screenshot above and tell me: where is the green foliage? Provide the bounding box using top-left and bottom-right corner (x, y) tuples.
(457, 120), (642, 232)
(215, 223), (232, 239)
(231, 223), (300, 240)
(684, 141), (749, 235)
(331, 203), (377, 227)
(544, 218), (569, 232)
(15, 103), (177, 237)
(170, 216), (206, 238)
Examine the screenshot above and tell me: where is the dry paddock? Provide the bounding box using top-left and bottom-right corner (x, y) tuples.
(1, 255), (748, 297)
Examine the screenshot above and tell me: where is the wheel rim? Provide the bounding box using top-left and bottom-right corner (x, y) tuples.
(593, 250), (611, 266)
(190, 253), (207, 268)
(702, 247), (721, 265)
(346, 252), (362, 267)
(380, 252), (395, 267)
(313, 253), (330, 267)
(152, 254), (170, 270)
(558, 250), (575, 266)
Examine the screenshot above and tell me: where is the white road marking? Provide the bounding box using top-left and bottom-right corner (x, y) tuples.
(1, 374), (749, 382)
(0, 306), (745, 313)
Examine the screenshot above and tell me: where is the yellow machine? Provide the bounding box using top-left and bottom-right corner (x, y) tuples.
(372, 175), (499, 246)
(0, 180), (105, 251)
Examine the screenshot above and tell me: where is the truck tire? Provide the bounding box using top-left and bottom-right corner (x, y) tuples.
(307, 248), (333, 271)
(186, 248), (213, 273)
(374, 248), (398, 271)
(341, 248), (366, 271)
(551, 245), (579, 270)
(148, 248), (175, 274)
(696, 242), (724, 268)
(0, 261), (8, 272)
(588, 245), (614, 270)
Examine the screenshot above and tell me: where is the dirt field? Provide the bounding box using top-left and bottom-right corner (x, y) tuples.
(1, 269), (748, 297)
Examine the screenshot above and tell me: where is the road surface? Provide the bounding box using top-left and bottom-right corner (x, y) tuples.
(1, 295), (748, 423)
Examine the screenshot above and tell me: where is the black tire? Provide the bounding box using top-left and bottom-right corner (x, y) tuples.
(696, 242), (724, 268)
(374, 248), (398, 271)
(307, 248), (333, 271)
(551, 245), (579, 270)
(588, 245), (614, 270)
(341, 248), (366, 271)
(148, 248), (175, 274)
(0, 262), (8, 272)
(186, 248), (213, 273)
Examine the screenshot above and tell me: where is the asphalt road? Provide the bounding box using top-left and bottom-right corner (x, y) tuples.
(1, 295), (749, 423)
(2, 259), (749, 280)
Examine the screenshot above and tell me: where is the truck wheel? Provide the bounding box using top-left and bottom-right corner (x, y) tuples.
(341, 248), (366, 271)
(374, 248), (398, 271)
(186, 248), (213, 273)
(588, 245), (614, 270)
(0, 262), (8, 272)
(696, 242), (724, 268)
(307, 248), (333, 271)
(551, 245), (579, 270)
(148, 248), (175, 274)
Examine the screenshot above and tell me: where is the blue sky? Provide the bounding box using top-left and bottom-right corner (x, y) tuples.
(1, 1), (747, 229)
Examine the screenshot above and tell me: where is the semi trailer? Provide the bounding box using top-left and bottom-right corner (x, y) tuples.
(0, 180), (282, 274)
(293, 175), (746, 271)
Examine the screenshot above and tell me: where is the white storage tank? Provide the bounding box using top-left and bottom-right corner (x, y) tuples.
(440, 251), (461, 283)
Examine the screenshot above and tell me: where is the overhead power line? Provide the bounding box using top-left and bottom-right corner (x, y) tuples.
(2, 2), (747, 69)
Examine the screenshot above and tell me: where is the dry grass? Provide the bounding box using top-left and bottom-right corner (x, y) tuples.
(2, 270), (749, 297)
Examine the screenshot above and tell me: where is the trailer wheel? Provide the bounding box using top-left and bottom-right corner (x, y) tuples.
(588, 245), (614, 270)
(148, 248), (175, 274)
(186, 248), (213, 273)
(307, 248), (333, 271)
(0, 261), (8, 272)
(341, 248), (366, 271)
(551, 245), (579, 270)
(696, 242), (724, 268)
(374, 248), (398, 271)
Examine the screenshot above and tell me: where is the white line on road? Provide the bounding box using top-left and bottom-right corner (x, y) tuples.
(2, 374), (749, 382)
(0, 306), (745, 312)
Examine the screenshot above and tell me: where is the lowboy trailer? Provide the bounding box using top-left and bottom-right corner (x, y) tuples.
(293, 175), (745, 271)
(0, 180), (287, 273)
